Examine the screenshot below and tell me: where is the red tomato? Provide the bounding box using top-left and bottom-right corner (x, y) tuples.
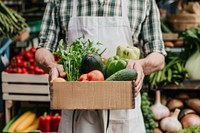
(87, 70), (104, 81)
(24, 52), (34, 60)
(5, 67), (12, 73)
(29, 47), (36, 53)
(78, 74), (88, 81)
(35, 66), (45, 74)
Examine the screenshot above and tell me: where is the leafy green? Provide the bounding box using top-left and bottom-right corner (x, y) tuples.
(179, 25), (200, 79)
(54, 36), (104, 81)
(179, 24), (200, 59)
(141, 92), (158, 133)
(176, 126), (200, 133)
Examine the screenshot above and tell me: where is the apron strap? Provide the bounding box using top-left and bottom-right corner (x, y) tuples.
(72, 0), (77, 17)
(122, 0), (127, 18)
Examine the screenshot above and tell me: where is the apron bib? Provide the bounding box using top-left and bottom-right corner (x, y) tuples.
(59, 0), (145, 133)
(67, 0), (132, 58)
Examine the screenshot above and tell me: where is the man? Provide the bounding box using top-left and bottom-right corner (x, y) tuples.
(35, 0), (166, 132)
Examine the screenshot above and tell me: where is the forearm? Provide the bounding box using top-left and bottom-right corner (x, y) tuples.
(35, 48), (56, 73)
(137, 52), (165, 75)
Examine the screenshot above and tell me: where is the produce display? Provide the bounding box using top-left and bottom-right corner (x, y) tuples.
(5, 111), (61, 133)
(4, 47), (45, 74)
(147, 52), (187, 89)
(3, 29), (200, 133)
(148, 13), (200, 132)
(179, 25), (200, 80)
(149, 90), (200, 133)
(0, 1), (27, 38)
(38, 112), (61, 132)
(2, 0), (200, 132)
(141, 92), (158, 133)
(8, 111), (38, 132)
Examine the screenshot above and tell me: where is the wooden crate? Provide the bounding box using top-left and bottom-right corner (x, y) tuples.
(2, 72), (49, 102)
(1, 72), (49, 123)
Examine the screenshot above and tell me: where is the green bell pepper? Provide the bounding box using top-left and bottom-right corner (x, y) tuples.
(116, 45), (140, 60)
(105, 56), (127, 78)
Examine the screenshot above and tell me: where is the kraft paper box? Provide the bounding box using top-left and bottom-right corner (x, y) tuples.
(50, 81), (135, 110)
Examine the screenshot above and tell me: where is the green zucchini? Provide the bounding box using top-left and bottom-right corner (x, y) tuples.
(106, 68), (137, 81)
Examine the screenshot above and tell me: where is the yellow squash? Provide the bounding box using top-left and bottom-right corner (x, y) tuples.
(8, 111), (32, 132)
(15, 112), (36, 132)
(21, 118), (39, 132)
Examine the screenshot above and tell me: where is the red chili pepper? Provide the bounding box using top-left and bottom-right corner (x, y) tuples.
(51, 113), (61, 132)
(38, 112), (51, 132)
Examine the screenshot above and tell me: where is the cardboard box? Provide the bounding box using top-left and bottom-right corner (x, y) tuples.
(50, 81), (135, 110)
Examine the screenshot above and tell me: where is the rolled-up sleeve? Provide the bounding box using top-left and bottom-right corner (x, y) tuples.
(38, 0), (61, 52)
(141, 0), (166, 56)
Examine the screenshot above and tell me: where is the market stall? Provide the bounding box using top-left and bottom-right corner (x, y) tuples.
(0, 0), (200, 133)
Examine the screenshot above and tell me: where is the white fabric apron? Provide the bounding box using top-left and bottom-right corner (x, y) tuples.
(59, 0), (145, 133)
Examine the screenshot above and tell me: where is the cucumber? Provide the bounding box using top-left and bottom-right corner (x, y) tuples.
(106, 68), (137, 81)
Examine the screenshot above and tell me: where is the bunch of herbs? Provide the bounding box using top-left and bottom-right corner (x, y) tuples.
(55, 36), (103, 81)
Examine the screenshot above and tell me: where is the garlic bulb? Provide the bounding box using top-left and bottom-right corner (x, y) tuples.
(160, 109), (182, 132)
(150, 90), (170, 120)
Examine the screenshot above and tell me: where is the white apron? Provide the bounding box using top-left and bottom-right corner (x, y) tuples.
(59, 0), (146, 133)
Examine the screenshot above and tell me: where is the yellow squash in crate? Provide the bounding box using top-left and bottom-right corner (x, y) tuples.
(15, 112), (36, 132)
(21, 118), (39, 132)
(8, 111), (32, 132)
(8, 111), (37, 132)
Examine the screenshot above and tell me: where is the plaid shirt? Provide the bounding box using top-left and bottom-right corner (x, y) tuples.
(39, 0), (166, 56)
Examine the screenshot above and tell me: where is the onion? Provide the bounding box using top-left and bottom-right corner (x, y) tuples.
(150, 90), (170, 120)
(167, 99), (184, 111)
(153, 128), (163, 133)
(180, 113), (200, 128)
(179, 108), (196, 119)
(175, 93), (190, 100)
(52, 77), (66, 82)
(186, 99), (200, 113)
(160, 109), (182, 132)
